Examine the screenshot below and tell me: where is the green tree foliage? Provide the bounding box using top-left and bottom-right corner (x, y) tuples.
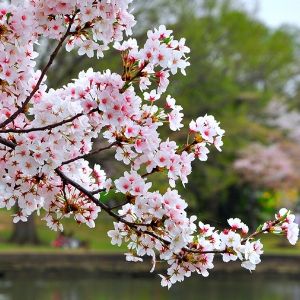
(157, 0), (300, 223)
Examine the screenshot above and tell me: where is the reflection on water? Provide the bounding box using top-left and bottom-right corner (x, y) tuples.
(0, 274), (299, 300)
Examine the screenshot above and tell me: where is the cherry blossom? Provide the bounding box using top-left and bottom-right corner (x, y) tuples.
(0, 0), (298, 289)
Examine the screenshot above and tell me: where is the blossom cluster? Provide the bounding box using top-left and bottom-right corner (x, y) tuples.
(0, 0), (135, 120)
(233, 142), (297, 190)
(0, 0), (134, 227)
(0, 0), (298, 288)
(263, 208), (299, 245)
(108, 204), (298, 288)
(0, 0), (222, 230)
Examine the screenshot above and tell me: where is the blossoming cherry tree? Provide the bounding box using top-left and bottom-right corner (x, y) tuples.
(0, 0), (298, 288)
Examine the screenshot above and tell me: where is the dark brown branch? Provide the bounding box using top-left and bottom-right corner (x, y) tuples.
(54, 167), (171, 245)
(55, 167), (134, 225)
(121, 61), (150, 92)
(61, 141), (118, 165)
(176, 140), (197, 155)
(91, 188), (106, 195)
(182, 247), (227, 255)
(0, 136), (17, 149)
(241, 219), (281, 244)
(54, 168), (245, 254)
(0, 108), (99, 134)
(107, 199), (130, 210)
(141, 166), (162, 179)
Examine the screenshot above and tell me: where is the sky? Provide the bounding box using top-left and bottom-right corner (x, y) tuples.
(241, 0), (300, 28)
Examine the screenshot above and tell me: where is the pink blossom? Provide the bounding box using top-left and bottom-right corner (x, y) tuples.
(0, 1), (297, 289)
(287, 223), (299, 245)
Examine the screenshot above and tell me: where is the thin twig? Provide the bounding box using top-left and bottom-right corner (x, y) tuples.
(61, 141), (118, 165)
(241, 219), (280, 244)
(62, 180), (71, 213)
(91, 188), (106, 195)
(107, 200), (130, 210)
(55, 167), (171, 245)
(0, 108), (99, 134)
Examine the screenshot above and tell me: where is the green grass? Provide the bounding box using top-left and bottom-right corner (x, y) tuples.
(0, 209), (127, 252)
(257, 232), (300, 255)
(0, 209), (299, 255)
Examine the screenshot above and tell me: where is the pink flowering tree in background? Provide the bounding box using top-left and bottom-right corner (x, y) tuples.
(234, 142), (300, 191)
(266, 99), (300, 144)
(234, 141), (300, 228)
(234, 99), (300, 228)
(0, 0), (299, 288)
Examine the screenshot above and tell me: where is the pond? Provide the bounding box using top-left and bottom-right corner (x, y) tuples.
(0, 273), (299, 300)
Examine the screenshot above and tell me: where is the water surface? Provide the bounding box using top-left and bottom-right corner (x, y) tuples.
(0, 274), (299, 300)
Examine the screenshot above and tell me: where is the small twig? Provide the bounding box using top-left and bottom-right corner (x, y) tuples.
(176, 140), (198, 155)
(0, 108), (99, 134)
(55, 167), (133, 225)
(61, 141), (118, 165)
(55, 167), (170, 245)
(241, 219), (281, 244)
(62, 180), (71, 213)
(107, 200), (130, 210)
(91, 188), (106, 195)
(182, 247), (228, 255)
(141, 166), (161, 179)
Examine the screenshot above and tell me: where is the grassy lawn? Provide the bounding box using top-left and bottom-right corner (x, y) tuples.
(0, 209), (127, 252)
(0, 209), (299, 255)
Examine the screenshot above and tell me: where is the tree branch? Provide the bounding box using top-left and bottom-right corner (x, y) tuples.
(0, 108), (99, 134)
(0, 12), (77, 129)
(61, 141), (118, 165)
(0, 136), (17, 149)
(55, 167), (133, 225)
(54, 167), (239, 255)
(241, 219), (281, 244)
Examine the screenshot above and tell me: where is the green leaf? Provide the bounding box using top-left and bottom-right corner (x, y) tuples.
(256, 224), (263, 232)
(6, 12), (11, 23)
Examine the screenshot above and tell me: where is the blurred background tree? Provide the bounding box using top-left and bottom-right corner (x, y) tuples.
(232, 98), (300, 229)
(18, 0), (300, 245)
(133, 0), (300, 227)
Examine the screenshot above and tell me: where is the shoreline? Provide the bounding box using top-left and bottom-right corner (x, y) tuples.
(0, 252), (299, 279)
